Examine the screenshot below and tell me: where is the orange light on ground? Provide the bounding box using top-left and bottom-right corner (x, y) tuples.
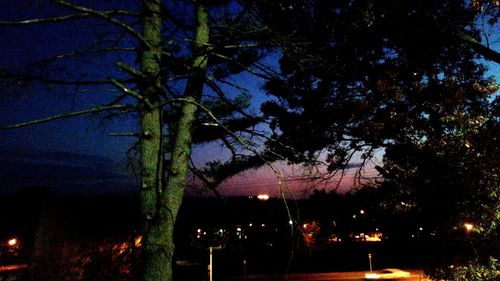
(257, 194), (269, 201)
(365, 236), (382, 242)
(7, 238), (17, 246)
(464, 223), (474, 232)
(134, 235), (142, 247)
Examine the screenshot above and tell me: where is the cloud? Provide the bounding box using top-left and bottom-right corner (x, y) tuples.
(0, 148), (136, 196)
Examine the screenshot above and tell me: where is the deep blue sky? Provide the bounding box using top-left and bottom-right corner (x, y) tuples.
(0, 1), (277, 196)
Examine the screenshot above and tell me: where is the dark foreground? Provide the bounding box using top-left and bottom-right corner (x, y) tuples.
(230, 270), (430, 280)
(1, 265), (430, 281)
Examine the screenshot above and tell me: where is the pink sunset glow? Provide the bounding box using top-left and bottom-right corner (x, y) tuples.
(212, 162), (381, 198)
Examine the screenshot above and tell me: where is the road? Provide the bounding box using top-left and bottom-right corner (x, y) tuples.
(231, 269), (431, 281)
(0, 264), (28, 272)
(0, 264), (28, 281)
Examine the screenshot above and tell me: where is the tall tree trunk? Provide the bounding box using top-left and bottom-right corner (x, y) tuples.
(139, 1), (210, 281)
(138, 0), (166, 280)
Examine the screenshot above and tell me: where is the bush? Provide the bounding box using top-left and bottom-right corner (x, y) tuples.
(430, 257), (499, 281)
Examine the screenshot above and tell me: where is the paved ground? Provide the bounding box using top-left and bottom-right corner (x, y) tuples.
(0, 265), (28, 272)
(0, 264), (28, 281)
(230, 269), (431, 281)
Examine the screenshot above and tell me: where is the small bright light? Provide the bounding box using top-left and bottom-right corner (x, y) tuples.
(261, 223), (266, 227)
(464, 223), (474, 232)
(288, 220), (293, 225)
(134, 236), (142, 247)
(197, 228), (201, 233)
(257, 194), (270, 201)
(360, 209), (365, 215)
(7, 238), (17, 246)
(303, 223), (308, 229)
(236, 227), (242, 232)
(365, 273), (381, 279)
(419, 227), (423, 231)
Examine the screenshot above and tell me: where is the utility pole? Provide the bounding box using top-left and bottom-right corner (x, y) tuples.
(209, 246), (213, 281)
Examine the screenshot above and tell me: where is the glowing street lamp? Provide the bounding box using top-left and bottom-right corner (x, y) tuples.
(7, 238), (18, 246)
(257, 194), (270, 201)
(464, 223), (474, 232)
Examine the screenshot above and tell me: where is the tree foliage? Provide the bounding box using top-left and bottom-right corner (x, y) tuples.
(259, 0), (498, 168)
(257, 0), (499, 274)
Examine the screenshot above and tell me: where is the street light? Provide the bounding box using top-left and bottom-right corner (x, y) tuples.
(257, 194), (269, 201)
(464, 223), (474, 232)
(7, 238), (18, 246)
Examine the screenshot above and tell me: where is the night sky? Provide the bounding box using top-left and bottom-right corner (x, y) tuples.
(1, 2), (498, 198)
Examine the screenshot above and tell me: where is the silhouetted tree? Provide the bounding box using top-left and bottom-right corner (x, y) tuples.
(0, 1), (282, 280)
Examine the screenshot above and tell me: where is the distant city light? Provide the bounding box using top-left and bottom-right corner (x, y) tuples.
(288, 220), (293, 225)
(365, 236), (381, 242)
(236, 227), (242, 232)
(303, 223), (308, 229)
(359, 209), (365, 215)
(134, 236), (142, 247)
(7, 238), (17, 246)
(257, 194), (270, 201)
(464, 223), (474, 232)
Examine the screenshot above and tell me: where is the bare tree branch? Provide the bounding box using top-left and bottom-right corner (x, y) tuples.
(0, 9), (137, 26)
(212, 53), (275, 80)
(460, 32), (500, 64)
(52, 0), (147, 45)
(116, 61), (146, 78)
(0, 104), (130, 130)
(108, 132), (139, 137)
(0, 14), (91, 25)
(2, 72), (130, 86)
(109, 78), (150, 105)
(32, 47), (136, 66)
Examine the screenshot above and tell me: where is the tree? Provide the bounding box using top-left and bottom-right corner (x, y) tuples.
(258, 0), (499, 168)
(256, 0), (499, 274)
(0, 1), (282, 280)
(374, 92), (499, 270)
